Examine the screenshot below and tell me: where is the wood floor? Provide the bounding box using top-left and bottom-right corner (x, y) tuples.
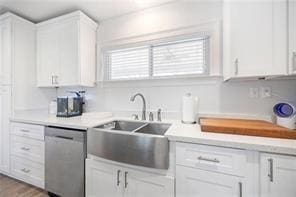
(0, 174), (48, 197)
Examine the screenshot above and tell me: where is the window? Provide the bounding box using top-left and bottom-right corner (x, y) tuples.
(103, 36), (210, 81)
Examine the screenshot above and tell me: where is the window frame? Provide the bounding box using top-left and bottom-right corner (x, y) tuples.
(99, 18), (224, 82)
(102, 35), (211, 82)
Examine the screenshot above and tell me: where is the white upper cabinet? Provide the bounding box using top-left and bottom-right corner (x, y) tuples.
(0, 12), (35, 174)
(289, 0), (296, 74)
(0, 19), (12, 85)
(223, 0), (288, 80)
(37, 11), (98, 87)
(260, 153), (296, 197)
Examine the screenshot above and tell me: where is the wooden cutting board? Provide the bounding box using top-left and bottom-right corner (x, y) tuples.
(200, 118), (296, 139)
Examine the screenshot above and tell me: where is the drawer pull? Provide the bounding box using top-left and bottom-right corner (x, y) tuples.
(197, 156), (220, 163)
(21, 168), (31, 173)
(117, 170), (121, 186)
(268, 158), (274, 182)
(239, 182), (242, 197)
(124, 171), (128, 188)
(21, 147), (30, 151)
(20, 129), (30, 133)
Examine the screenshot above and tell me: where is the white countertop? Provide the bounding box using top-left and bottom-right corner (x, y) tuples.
(11, 110), (296, 155)
(165, 121), (296, 156)
(11, 110), (114, 130)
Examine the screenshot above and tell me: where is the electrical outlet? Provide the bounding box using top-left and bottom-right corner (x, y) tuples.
(261, 87), (272, 98)
(249, 88), (259, 98)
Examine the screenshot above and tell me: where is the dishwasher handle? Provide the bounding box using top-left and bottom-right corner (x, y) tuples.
(54, 135), (74, 140)
(45, 126), (86, 143)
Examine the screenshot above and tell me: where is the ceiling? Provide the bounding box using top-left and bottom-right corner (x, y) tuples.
(0, 0), (176, 23)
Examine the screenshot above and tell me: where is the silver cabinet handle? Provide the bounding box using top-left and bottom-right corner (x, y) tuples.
(268, 158), (274, 182)
(238, 182), (242, 197)
(293, 52), (296, 72)
(21, 147), (30, 151)
(234, 58), (239, 75)
(117, 170), (121, 186)
(197, 156), (220, 163)
(52, 75), (59, 85)
(21, 168), (30, 173)
(124, 171), (128, 188)
(55, 75), (59, 85)
(20, 129), (30, 133)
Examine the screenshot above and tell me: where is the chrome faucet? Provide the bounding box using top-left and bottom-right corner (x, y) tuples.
(130, 93), (146, 120)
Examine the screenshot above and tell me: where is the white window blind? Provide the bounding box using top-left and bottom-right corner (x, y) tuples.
(107, 46), (150, 80)
(152, 38), (209, 77)
(104, 36), (209, 81)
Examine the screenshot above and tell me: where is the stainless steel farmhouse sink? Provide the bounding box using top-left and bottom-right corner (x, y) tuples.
(135, 122), (171, 136)
(95, 120), (146, 132)
(87, 120), (172, 169)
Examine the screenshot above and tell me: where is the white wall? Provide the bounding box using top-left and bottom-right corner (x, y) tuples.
(98, 0), (222, 44)
(77, 78), (296, 120)
(58, 1), (296, 120)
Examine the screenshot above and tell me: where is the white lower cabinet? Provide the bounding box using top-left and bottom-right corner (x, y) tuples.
(176, 165), (244, 197)
(10, 122), (45, 189)
(86, 158), (122, 197)
(86, 158), (174, 197)
(10, 155), (44, 188)
(124, 168), (174, 197)
(176, 142), (254, 197)
(176, 143), (296, 197)
(260, 153), (296, 197)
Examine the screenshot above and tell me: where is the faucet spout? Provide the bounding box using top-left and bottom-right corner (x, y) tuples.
(130, 93), (146, 121)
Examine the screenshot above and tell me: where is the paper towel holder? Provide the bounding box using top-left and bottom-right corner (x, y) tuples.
(181, 93), (198, 124)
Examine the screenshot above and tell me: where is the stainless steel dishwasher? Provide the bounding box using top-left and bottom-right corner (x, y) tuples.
(45, 126), (86, 197)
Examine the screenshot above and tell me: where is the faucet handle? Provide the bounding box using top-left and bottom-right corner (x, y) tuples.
(157, 109), (162, 122)
(132, 114), (139, 120)
(149, 112), (154, 121)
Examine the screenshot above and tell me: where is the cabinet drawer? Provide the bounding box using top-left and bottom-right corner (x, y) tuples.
(176, 165), (243, 197)
(11, 122), (44, 140)
(176, 142), (247, 176)
(10, 156), (44, 189)
(10, 135), (44, 164)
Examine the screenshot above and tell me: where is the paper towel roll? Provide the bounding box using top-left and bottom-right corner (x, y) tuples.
(182, 93), (198, 124)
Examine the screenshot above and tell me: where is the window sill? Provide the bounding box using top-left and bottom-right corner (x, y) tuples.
(97, 75), (222, 88)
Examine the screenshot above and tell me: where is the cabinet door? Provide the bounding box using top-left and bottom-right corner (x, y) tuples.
(85, 159), (123, 197)
(224, 0), (287, 78)
(124, 169), (174, 197)
(0, 86), (11, 174)
(289, 0), (296, 74)
(58, 20), (79, 86)
(176, 165), (244, 197)
(37, 28), (59, 87)
(260, 153), (296, 197)
(0, 20), (12, 85)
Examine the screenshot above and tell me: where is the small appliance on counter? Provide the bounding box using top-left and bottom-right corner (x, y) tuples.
(57, 91), (85, 117)
(182, 93), (198, 124)
(273, 102), (296, 130)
